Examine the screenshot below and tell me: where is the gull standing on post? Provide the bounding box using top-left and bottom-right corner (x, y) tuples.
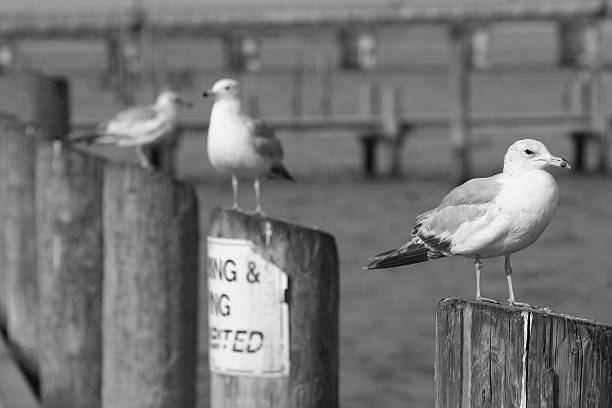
(71, 89), (191, 169)
(203, 78), (294, 213)
(366, 139), (571, 306)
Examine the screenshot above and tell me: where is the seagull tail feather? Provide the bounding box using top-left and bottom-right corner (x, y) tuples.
(366, 241), (444, 269)
(270, 163), (295, 181)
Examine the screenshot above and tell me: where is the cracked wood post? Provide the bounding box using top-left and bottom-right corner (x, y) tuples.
(435, 298), (612, 408)
(448, 25), (473, 184)
(207, 208), (339, 408)
(102, 163), (199, 408)
(36, 143), (104, 408)
(0, 73), (69, 383)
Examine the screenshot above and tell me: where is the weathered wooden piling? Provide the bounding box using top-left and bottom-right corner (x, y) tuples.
(207, 208), (339, 408)
(317, 54), (333, 116)
(0, 72), (69, 384)
(36, 143), (104, 408)
(435, 298), (612, 408)
(0, 117), (38, 375)
(448, 25), (473, 184)
(102, 163), (199, 408)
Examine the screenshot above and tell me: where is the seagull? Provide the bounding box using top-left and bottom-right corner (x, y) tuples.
(71, 89), (191, 170)
(366, 139), (571, 306)
(203, 78), (294, 213)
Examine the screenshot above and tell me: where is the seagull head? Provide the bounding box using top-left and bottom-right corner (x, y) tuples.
(202, 78), (240, 101)
(503, 139), (571, 174)
(155, 89), (193, 109)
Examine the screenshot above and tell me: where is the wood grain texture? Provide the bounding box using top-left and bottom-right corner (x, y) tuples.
(102, 163), (199, 408)
(208, 208), (339, 408)
(435, 298), (612, 408)
(0, 118), (39, 377)
(36, 142), (103, 408)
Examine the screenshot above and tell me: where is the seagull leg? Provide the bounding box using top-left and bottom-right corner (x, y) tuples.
(475, 255), (499, 304)
(135, 146), (154, 170)
(232, 175), (240, 210)
(254, 177), (264, 215)
(505, 256), (536, 308)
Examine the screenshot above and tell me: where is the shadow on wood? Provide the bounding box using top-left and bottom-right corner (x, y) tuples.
(207, 208), (339, 408)
(0, 334), (40, 408)
(436, 298), (612, 408)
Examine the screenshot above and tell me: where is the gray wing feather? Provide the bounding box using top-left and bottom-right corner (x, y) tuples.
(411, 175), (502, 254)
(113, 105), (158, 123)
(246, 118), (284, 163)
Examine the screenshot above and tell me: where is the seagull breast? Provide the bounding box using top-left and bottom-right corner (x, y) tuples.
(476, 169), (559, 258)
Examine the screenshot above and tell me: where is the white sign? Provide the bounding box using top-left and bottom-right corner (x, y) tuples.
(206, 236), (289, 377)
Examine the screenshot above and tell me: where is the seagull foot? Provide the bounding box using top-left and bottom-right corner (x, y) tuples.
(254, 208), (266, 217)
(508, 300), (537, 309)
(476, 296), (499, 304)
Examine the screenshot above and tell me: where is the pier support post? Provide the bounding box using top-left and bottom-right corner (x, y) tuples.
(435, 298), (612, 407)
(207, 208), (339, 408)
(102, 164), (199, 408)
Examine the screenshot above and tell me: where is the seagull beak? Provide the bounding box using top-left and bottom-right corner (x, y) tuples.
(202, 89), (213, 98)
(548, 156), (572, 170)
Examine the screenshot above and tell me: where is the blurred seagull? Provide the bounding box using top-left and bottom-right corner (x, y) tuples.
(71, 89), (191, 170)
(203, 78), (294, 213)
(366, 139), (571, 306)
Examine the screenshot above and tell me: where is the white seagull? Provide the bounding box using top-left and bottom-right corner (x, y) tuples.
(71, 89), (191, 169)
(203, 78), (294, 213)
(367, 139), (571, 306)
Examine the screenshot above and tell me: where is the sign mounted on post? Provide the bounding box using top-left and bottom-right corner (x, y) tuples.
(206, 236), (289, 377)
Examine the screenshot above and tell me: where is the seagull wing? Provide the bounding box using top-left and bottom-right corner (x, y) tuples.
(246, 118), (284, 163)
(367, 175), (507, 269)
(101, 105), (159, 137)
(246, 117), (295, 180)
(413, 175), (506, 254)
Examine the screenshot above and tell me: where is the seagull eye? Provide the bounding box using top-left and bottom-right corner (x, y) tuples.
(524, 149), (534, 155)
(225, 86), (230, 90)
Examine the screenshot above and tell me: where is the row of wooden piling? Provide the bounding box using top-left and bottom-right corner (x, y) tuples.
(0, 73), (200, 408)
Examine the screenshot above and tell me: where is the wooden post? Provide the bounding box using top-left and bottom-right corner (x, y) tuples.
(337, 29), (377, 71)
(0, 118), (38, 379)
(24, 74), (70, 139)
(448, 25), (473, 184)
(317, 54), (333, 116)
(102, 163), (199, 408)
(381, 85), (405, 176)
(436, 298), (612, 408)
(291, 63), (304, 118)
(207, 208), (339, 408)
(359, 81), (380, 176)
(0, 73), (69, 383)
(103, 35), (121, 89)
(36, 142), (104, 408)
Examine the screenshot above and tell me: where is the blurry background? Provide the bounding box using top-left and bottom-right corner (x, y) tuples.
(1, 1), (612, 407)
